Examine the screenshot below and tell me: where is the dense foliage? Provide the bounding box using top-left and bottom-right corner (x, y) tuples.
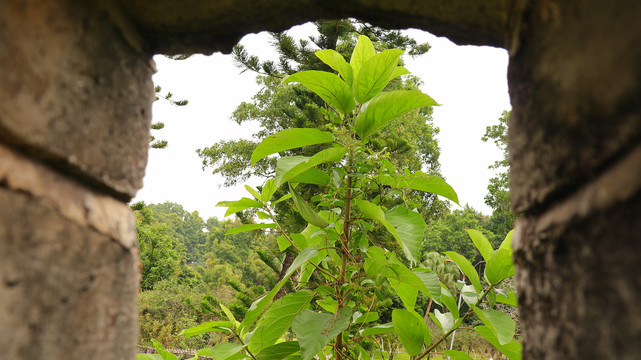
(196, 20), (445, 223)
(137, 26), (518, 360)
(481, 110), (514, 237)
(134, 202), (280, 347)
(137, 35), (519, 360)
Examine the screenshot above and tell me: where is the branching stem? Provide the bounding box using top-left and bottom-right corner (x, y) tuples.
(416, 284), (496, 360)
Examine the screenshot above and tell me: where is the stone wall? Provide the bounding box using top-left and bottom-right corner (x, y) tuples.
(1, 0), (640, 359)
(508, 1), (641, 358)
(0, 1), (152, 358)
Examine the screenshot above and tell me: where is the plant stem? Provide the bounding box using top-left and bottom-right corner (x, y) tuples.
(232, 330), (257, 360)
(265, 206), (299, 252)
(335, 150), (354, 360)
(416, 284), (496, 360)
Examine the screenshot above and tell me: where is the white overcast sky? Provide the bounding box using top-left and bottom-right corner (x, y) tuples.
(133, 24), (511, 221)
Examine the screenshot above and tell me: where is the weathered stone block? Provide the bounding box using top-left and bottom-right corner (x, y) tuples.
(508, 0), (641, 214)
(122, 0), (510, 55)
(513, 142), (641, 359)
(514, 192), (641, 359)
(0, 144), (139, 359)
(0, 0), (154, 199)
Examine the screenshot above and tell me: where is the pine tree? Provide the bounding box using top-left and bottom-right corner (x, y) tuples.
(197, 20), (445, 219)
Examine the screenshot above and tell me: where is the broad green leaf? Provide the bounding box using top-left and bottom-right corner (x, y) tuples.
(272, 193), (292, 205)
(413, 269), (442, 304)
(500, 230), (514, 252)
(355, 200), (423, 263)
(443, 350), (474, 360)
(460, 284), (479, 306)
(315, 49), (353, 86)
(361, 323), (395, 337)
(261, 179), (277, 203)
(377, 170), (458, 204)
(440, 285), (459, 318)
(245, 185), (262, 200)
(363, 252), (390, 279)
(275, 156), (310, 185)
(274, 156), (309, 186)
(428, 312), (442, 330)
(467, 229), (494, 264)
(350, 35), (376, 80)
(220, 303), (237, 328)
(331, 169), (342, 188)
(181, 320), (232, 338)
(240, 247), (318, 333)
(251, 128), (335, 166)
(355, 90), (438, 139)
(390, 66), (410, 80)
(300, 223), (322, 242)
(392, 309), (425, 356)
(276, 147), (347, 186)
(360, 279), (375, 286)
(287, 247), (319, 277)
(385, 206), (426, 263)
(257, 211), (271, 220)
(475, 326), (522, 360)
(355, 199), (388, 225)
(218, 197), (264, 217)
(299, 239), (327, 285)
(316, 297), (338, 314)
(257, 342), (300, 360)
(290, 169), (330, 186)
(488, 288), (497, 308)
(152, 339), (178, 360)
(485, 248), (515, 285)
(388, 263), (431, 297)
(400, 172), (458, 204)
(496, 291), (518, 307)
(289, 185), (328, 228)
(291, 233), (308, 250)
(225, 223), (277, 235)
(433, 309), (455, 333)
(353, 49), (403, 103)
(473, 307), (515, 345)
(249, 291), (314, 352)
(353, 312), (379, 324)
(197, 343), (247, 360)
(283, 71), (355, 116)
(299, 262), (319, 286)
(392, 282), (418, 311)
(293, 307), (352, 360)
(355, 346), (369, 360)
(277, 235), (291, 252)
(444, 251), (482, 293)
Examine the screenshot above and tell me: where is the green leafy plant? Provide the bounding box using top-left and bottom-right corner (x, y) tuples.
(178, 35), (519, 360)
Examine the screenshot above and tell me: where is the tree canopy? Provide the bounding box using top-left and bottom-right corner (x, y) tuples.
(481, 110), (514, 238)
(197, 20), (441, 188)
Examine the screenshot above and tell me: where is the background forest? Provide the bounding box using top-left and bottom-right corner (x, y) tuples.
(137, 20), (514, 359)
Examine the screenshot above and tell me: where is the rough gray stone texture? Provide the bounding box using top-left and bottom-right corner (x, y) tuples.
(0, 0), (155, 199)
(514, 195), (641, 360)
(121, 0), (516, 54)
(507, 0), (641, 358)
(0, 144), (139, 360)
(512, 142), (641, 359)
(508, 0), (641, 214)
